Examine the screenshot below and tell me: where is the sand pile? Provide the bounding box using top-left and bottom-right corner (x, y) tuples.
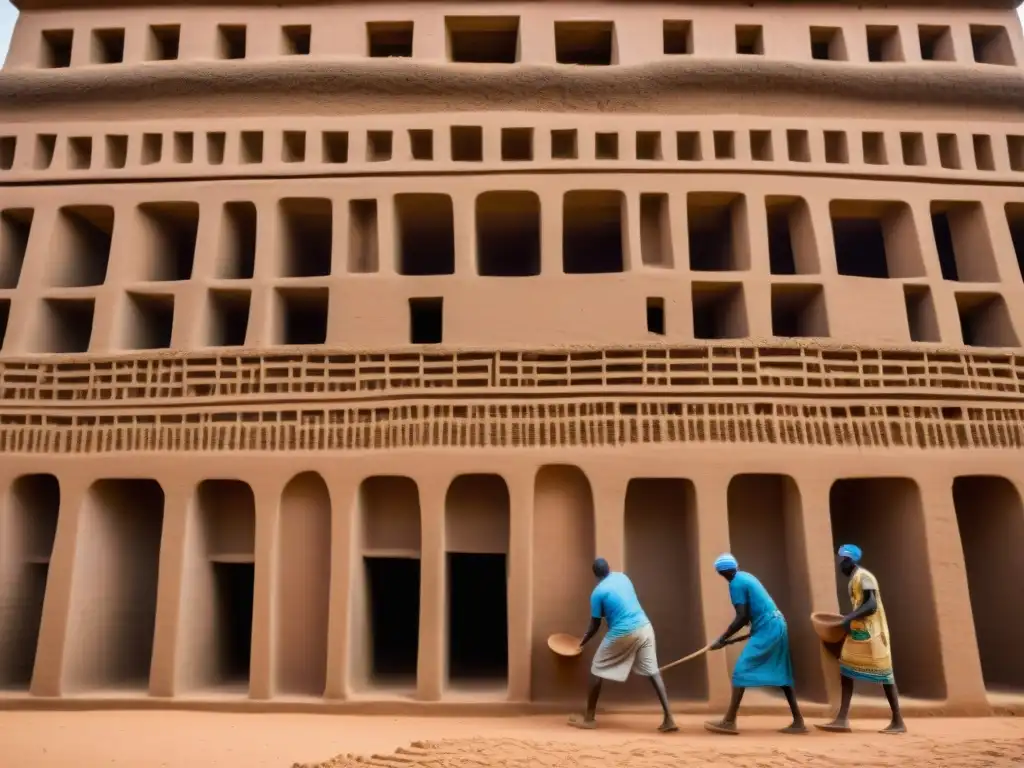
(293, 735), (1024, 768)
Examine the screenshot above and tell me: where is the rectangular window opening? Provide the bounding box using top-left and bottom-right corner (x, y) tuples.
(862, 132), (887, 165)
(900, 132), (926, 166)
(446, 16), (519, 63)
(409, 297), (443, 344)
(830, 200), (923, 279)
(713, 131), (735, 160)
(971, 25), (1015, 66)
(501, 128), (533, 161)
(173, 132), (194, 164)
(771, 284), (828, 338)
(973, 134), (995, 171)
(240, 131), (263, 165)
(274, 287), (329, 346)
(918, 25), (954, 61)
(51, 205), (114, 287)
(551, 129), (578, 160)
(218, 25), (247, 60)
(67, 136), (93, 170)
(281, 131), (306, 164)
(105, 134), (127, 169)
(1004, 203), (1024, 283)
(938, 134), (961, 170)
(867, 25), (903, 62)
(35, 298), (95, 353)
(0, 136), (15, 170)
(323, 131), (349, 164)
(904, 285), (940, 343)
(120, 292), (175, 350)
(396, 194), (455, 275)
(0, 208), (34, 289)
(207, 132), (226, 165)
(282, 24), (311, 56)
(147, 25), (180, 61)
(367, 131), (393, 162)
(750, 130), (773, 161)
(687, 192), (749, 272)
(692, 281), (748, 339)
(766, 196), (818, 275)
(477, 191), (540, 277)
(367, 21), (414, 58)
(142, 132), (163, 165)
(636, 131), (662, 161)
(824, 131), (849, 164)
(677, 131), (702, 161)
(136, 201), (200, 282)
(1007, 135), (1024, 172)
(930, 201), (998, 282)
(40, 29), (73, 69)
(218, 201), (257, 279)
(640, 193), (671, 268)
(595, 132), (618, 160)
(663, 20), (693, 55)
(278, 198), (333, 277)
(562, 190), (625, 274)
(735, 25), (764, 55)
(957, 292), (1018, 347)
(646, 297), (665, 335)
(451, 126), (483, 162)
(206, 289), (251, 347)
(787, 129), (810, 162)
(91, 28), (125, 64)
(409, 129), (433, 160)
(555, 21), (614, 66)
(810, 26), (846, 61)
(348, 199), (379, 274)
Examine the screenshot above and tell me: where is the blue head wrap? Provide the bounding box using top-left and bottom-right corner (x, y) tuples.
(714, 553), (738, 573)
(837, 544), (862, 563)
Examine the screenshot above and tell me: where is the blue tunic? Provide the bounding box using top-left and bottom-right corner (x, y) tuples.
(728, 571), (795, 689)
(590, 572), (650, 639)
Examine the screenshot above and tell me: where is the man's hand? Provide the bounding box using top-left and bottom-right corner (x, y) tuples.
(709, 637), (726, 651)
(841, 616), (853, 633)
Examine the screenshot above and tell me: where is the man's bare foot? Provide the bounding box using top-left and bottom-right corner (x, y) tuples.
(880, 720), (907, 735)
(568, 715), (597, 730)
(814, 720), (852, 734)
(704, 720), (739, 735)
(658, 720), (679, 733)
(780, 722), (809, 734)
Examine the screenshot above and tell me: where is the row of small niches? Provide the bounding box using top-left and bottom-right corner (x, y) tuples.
(1, 126), (1022, 174)
(5, 193), (1024, 289)
(1, 284), (1016, 354)
(29, 17), (1019, 69)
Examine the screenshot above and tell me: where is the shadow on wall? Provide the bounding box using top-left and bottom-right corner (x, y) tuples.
(0, 473), (59, 690)
(953, 476), (1024, 694)
(531, 464), (594, 702)
(829, 478), (946, 701)
(64, 479), (165, 694)
(727, 474), (827, 703)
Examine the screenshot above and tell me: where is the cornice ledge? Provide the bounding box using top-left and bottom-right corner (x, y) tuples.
(2, 58), (1024, 110)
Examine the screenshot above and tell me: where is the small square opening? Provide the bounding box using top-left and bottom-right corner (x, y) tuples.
(217, 25), (247, 60)
(35, 298), (95, 353)
(40, 30), (73, 69)
(147, 25), (180, 61)
(136, 201), (199, 281)
(956, 292), (1018, 347)
(640, 193), (671, 268)
(409, 130), (433, 160)
(409, 298), (443, 344)
(562, 190), (625, 274)
(677, 131), (701, 161)
(824, 131), (849, 164)
(0, 208), (34, 289)
(1005, 203), (1024, 283)
(663, 20), (692, 55)
(446, 16), (519, 63)
(930, 201), (998, 283)
(91, 28), (125, 64)
(919, 25), (954, 62)
(937, 134), (961, 170)
(551, 129), (578, 160)
(218, 201), (257, 279)
(240, 131), (263, 164)
(810, 26), (846, 61)
(396, 194), (455, 275)
(646, 297), (665, 335)
(771, 284), (828, 338)
(282, 25), (311, 56)
(555, 21), (614, 66)
(51, 205), (114, 287)
(0, 136), (15, 170)
(713, 131), (735, 160)
(274, 287), (329, 345)
(278, 198), (333, 277)
(973, 134), (995, 171)
(900, 132), (926, 166)
(173, 132), (193, 164)
(766, 196), (818, 275)
(595, 132), (618, 160)
(971, 25), (1015, 66)
(68, 136), (93, 170)
(142, 133), (163, 165)
(120, 292), (174, 350)
(367, 21), (414, 58)
(867, 25), (903, 62)
(207, 132), (226, 165)
(636, 131), (662, 161)
(323, 131), (349, 164)
(206, 289), (251, 347)
(787, 130), (810, 162)
(692, 282), (747, 339)
(282, 131), (306, 163)
(367, 131), (392, 162)
(750, 130), (773, 161)
(451, 126), (483, 162)
(862, 132), (887, 165)
(349, 199), (379, 273)
(501, 128), (532, 161)
(687, 192), (748, 271)
(736, 25), (764, 55)
(1007, 135), (1024, 172)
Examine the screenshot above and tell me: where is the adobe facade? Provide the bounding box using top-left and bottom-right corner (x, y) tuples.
(0, 0), (1023, 716)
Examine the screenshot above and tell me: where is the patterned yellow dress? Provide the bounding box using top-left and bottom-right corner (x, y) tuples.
(839, 567), (895, 684)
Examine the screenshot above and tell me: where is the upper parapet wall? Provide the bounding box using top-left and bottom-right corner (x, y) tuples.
(8, 0), (1024, 8)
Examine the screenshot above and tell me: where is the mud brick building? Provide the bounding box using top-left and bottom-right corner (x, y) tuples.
(0, 0), (1023, 716)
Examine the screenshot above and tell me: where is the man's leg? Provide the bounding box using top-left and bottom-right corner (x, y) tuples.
(568, 674), (603, 729)
(704, 687), (744, 734)
(815, 675), (854, 732)
(779, 686), (808, 733)
(881, 683), (907, 734)
(647, 673), (678, 732)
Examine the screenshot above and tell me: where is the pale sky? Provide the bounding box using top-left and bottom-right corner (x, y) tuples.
(0, 2), (1022, 65)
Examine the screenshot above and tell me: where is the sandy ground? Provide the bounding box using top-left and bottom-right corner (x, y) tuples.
(0, 711), (1022, 768)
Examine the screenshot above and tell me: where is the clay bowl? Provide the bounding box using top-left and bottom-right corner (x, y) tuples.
(547, 633), (583, 658)
(811, 611), (846, 644)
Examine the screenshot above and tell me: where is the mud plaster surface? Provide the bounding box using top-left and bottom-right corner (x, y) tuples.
(2, 712), (1023, 768)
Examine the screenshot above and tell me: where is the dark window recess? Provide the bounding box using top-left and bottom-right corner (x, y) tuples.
(646, 298), (665, 335)
(446, 16), (519, 63)
(367, 21), (414, 58)
(409, 298), (443, 344)
(562, 191), (624, 274)
(282, 25), (311, 55)
(663, 20), (692, 55)
(218, 25), (247, 60)
(555, 21), (614, 66)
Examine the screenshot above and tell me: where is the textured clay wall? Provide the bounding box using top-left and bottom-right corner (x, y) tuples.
(1, 0), (1024, 717)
